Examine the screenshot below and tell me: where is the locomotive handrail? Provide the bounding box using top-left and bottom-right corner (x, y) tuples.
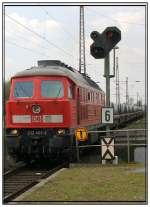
(88, 128), (147, 133)
(78, 143), (146, 148)
(75, 128), (147, 163)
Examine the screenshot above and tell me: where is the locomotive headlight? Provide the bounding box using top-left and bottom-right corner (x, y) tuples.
(32, 105), (41, 114)
(11, 129), (18, 135)
(57, 129), (65, 136)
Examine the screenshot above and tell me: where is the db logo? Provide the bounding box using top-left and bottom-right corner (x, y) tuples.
(31, 115), (42, 122)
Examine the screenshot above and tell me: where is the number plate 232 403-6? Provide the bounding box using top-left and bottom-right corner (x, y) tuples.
(27, 130), (47, 136)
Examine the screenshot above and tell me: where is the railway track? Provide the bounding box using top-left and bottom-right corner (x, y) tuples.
(3, 161), (68, 203)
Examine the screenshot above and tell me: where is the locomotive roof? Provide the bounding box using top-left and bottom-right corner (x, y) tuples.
(13, 60), (103, 91)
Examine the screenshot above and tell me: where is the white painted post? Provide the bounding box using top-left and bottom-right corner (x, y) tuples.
(75, 138), (80, 162)
(102, 160), (106, 165)
(113, 156), (118, 165)
(127, 130), (130, 163)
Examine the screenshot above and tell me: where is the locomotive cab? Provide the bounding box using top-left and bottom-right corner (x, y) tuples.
(6, 76), (76, 160)
(6, 76), (76, 128)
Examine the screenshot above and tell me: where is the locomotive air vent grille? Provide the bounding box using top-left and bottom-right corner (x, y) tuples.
(37, 60), (75, 72)
(38, 60), (61, 67)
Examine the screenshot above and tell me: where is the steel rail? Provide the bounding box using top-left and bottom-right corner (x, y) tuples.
(3, 162), (68, 203)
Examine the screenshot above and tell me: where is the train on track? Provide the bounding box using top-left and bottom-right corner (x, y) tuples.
(5, 60), (144, 162)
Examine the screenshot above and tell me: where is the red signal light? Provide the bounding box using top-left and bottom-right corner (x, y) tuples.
(107, 31), (113, 38)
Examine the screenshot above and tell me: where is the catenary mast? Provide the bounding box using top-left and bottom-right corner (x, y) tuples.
(79, 6), (86, 75)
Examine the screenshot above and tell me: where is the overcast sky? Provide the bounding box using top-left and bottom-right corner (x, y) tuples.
(4, 3), (146, 104)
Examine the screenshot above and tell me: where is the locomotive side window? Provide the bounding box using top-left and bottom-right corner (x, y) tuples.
(14, 81), (33, 98)
(68, 86), (73, 99)
(88, 92), (90, 101)
(41, 80), (64, 98)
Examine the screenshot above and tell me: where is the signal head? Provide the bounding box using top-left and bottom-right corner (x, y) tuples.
(90, 43), (106, 59)
(90, 31), (101, 41)
(105, 26), (121, 42)
(90, 26), (121, 59)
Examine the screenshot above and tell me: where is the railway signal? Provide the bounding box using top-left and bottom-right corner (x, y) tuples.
(90, 26), (121, 164)
(90, 27), (121, 59)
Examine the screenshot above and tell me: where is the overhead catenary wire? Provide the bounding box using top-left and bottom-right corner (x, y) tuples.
(5, 13), (74, 58)
(40, 7), (81, 68)
(6, 40), (50, 58)
(86, 7), (145, 26)
(6, 27), (78, 67)
(5, 23), (47, 49)
(7, 33), (52, 52)
(40, 7), (77, 41)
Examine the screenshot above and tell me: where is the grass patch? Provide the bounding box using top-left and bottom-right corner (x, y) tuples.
(21, 163), (146, 203)
(124, 117), (146, 129)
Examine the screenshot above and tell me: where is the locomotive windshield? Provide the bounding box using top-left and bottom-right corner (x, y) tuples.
(41, 80), (64, 98)
(14, 81), (33, 98)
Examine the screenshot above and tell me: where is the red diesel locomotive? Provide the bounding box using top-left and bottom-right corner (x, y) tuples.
(6, 60), (105, 161)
